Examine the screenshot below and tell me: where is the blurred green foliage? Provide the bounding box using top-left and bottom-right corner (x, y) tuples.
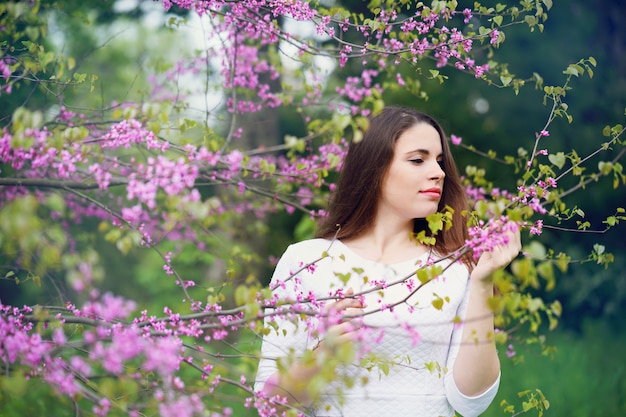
(486, 319), (626, 417)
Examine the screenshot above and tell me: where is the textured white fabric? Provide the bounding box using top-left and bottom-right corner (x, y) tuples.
(255, 238), (499, 417)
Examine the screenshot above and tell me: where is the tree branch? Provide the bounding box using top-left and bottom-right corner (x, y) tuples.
(0, 177), (126, 190)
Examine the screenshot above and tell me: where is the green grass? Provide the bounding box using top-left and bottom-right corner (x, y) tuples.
(484, 319), (626, 417)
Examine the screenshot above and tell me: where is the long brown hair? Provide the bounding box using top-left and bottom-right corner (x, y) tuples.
(316, 106), (470, 258)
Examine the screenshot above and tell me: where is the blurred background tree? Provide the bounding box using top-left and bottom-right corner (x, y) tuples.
(0, 0), (624, 416)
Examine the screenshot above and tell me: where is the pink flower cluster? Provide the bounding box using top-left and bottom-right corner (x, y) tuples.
(101, 119), (167, 151)
(0, 57), (13, 94)
(1, 305), (47, 367)
(1, 304), (80, 396)
(1, 291), (235, 416)
(358, 4), (494, 77)
(127, 156), (199, 210)
(336, 69), (382, 103)
(0, 127), (54, 171)
(156, 0), (503, 116)
(466, 218), (520, 260)
(79, 291), (138, 321)
(516, 178), (558, 216)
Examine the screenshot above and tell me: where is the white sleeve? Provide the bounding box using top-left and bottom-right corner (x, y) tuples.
(443, 273), (500, 417)
(254, 245), (317, 393)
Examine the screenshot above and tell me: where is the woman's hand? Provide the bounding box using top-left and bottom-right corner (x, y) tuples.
(314, 287), (365, 351)
(472, 223), (522, 282)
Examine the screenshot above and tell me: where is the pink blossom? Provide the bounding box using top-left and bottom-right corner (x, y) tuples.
(44, 358), (79, 396)
(462, 8), (473, 23)
(81, 293), (137, 322)
(466, 218), (520, 260)
(144, 336), (183, 377)
(450, 135), (462, 145)
(490, 29), (500, 45)
(70, 356), (93, 377)
(506, 344), (516, 358)
(158, 393), (205, 417)
(223, 150), (244, 173)
(530, 219), (544, 236)
(93, 397), (111, 417)
(474, 63), (489, 78)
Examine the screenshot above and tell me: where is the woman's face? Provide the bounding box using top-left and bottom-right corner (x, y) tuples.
(377, 122), (445, 223)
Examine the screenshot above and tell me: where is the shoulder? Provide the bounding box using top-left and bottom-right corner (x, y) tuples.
(270, 239), (334, 290)
(280, 238), (334, 263)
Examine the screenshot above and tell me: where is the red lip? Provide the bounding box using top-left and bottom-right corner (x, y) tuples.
(421, 188), (441, 195)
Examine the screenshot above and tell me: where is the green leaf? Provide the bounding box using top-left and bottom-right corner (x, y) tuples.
(525, 241), (547, 258)
(524, 15), (537, 26)
(563, 64), (584, 77)
(500, 75), (513, 86)
(426, 215), (443, 234)
(598, 161), (613, 175)
(555, 252), (571, 273)
(380, 361), (390, 376)
(536, 262), (555, 290)
(234, 285), (247, 306)
(73, 72), (87, 83)
(548, 152), (566, 169)
(593, 244), (605, 255)
(334, 272), (352, 286)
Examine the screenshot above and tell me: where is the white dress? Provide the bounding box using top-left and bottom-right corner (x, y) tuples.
(255, 238), (499, 417)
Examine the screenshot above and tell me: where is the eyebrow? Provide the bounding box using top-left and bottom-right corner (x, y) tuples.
(405, 149), (443, 157)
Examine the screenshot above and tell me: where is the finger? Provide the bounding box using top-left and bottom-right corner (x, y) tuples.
(338, 298), (365, 311)
(324, 289), (364, 313)
(324, 298), (357, 314)
(323, 287), (353, 312)
(507, 230), (522, 255)
(335, 331), (360, 345)
(327, 321), (360, 340)
(329, 310), (364, 331)
(341, 307), (365, 320)
(339, 288), (364, 309)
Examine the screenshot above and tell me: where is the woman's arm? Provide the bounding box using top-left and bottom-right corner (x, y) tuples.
(452, 227), (521, 396)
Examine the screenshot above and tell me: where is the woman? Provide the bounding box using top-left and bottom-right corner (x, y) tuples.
(255, 106), (521, 417)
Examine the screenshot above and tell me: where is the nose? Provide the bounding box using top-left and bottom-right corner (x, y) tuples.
(430, 160), (445, 181)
